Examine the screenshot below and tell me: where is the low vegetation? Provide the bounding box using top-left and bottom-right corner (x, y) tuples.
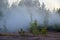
(18, 28), (25, 36)
(47, 24), (60, 32)
(29, 20), (47, 36)
(29, 20), (40, 36)
(40, 27), (47, 36)
(54, 24), (60, 32)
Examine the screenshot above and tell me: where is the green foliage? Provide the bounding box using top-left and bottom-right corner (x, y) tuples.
(29, 20), (38, 32)
(41, 27), (47, 35)
(41, 27), (47, 36)
(29, 20), (48, 36)
(32, 29), (40, 36)
(29, 20), (40, 36)
(37, 26), (43, 32)
(18, 28), (25, 36)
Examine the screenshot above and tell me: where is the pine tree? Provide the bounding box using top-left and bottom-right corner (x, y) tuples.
(57, 8), (60, 14)
(41, 2), (45, 10)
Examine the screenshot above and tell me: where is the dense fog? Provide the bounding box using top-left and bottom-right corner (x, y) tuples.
(0, 0), (60, 32)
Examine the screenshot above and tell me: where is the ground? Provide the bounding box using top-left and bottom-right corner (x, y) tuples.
(0, 32), (60, 40)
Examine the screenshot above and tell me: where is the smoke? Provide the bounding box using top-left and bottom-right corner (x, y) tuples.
(0, 0), (60, 32)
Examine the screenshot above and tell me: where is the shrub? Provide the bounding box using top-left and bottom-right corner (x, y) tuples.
(18, 28), (25, 36)
(41, 27), (47, 36)
(29, 20), (40, 36)
(47, 26), (55, 31)
(29, 20), (38, 32)
(3, 25), (8, 33)
(37, 26), (44, 32)
(54, 24), (60, 32)
(32, 29), (40, 36)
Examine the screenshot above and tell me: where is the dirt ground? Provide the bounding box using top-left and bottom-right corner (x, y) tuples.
(0, 32), (60, 40)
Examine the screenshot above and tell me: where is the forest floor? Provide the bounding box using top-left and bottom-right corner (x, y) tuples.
(0, 32), (60, 40)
